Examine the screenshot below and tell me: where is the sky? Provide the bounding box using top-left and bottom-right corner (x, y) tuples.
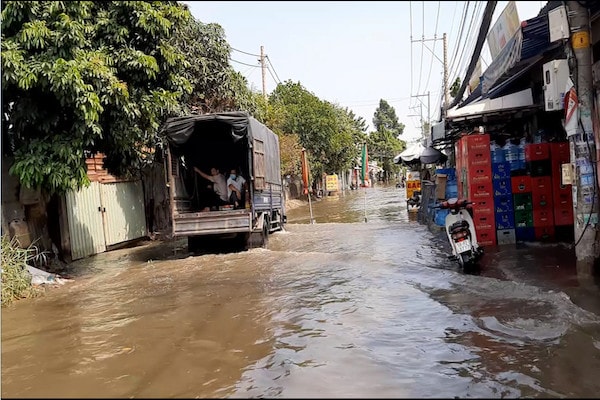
(183, 1), (547, 143)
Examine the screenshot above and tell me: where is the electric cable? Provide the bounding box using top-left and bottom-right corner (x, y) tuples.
(424, 1), (441, 96)
(230, 58), (259, 68)
(231, 47), (260, 57)
(265, 55), (282, 84)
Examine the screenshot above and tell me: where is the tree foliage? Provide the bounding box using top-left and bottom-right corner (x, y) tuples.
(450, 77), (461, 98)
(372, 99), (404, 139)
(2, 1), (194, 194)
(174, 17), (257, 115)
(268, 81), (366, 178)
(368, 99), (406, 177)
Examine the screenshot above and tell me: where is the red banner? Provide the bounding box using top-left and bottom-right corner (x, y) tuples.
(301, 148), (310, 195)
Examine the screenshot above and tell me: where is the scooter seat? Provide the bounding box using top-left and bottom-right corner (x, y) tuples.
(449, 220), (469, 234)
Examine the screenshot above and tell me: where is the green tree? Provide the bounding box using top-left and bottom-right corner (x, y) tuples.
(269, 81), (366, 179)
(369, 100), (406, 180)
(174, 17), (257, 114)
(450, 77), (461, 98)
(372, 99), (404, 139)
(1, 1), (193, 194)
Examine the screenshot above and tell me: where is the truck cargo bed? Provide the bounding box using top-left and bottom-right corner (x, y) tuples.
(172, 209), (252, 237)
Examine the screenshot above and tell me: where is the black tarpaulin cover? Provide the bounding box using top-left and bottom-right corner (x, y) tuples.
(161, 111), (251, 146)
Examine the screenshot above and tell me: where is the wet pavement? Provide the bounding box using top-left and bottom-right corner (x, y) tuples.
(2, 184), (600, 398)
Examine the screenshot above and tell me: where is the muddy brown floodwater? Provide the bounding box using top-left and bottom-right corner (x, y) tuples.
(2, 184), (600, 398)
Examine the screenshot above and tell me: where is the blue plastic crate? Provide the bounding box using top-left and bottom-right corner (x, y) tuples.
(445, 182), (458, 199)
(436, 168), (456, 182)
(434, 209), (449, 226)
(492, 162), (511, 180)
(492, 178), (512, 196)
(515, 227), (535, 242)
(495, 211), (515, 230)
(493, 195), (514, 213)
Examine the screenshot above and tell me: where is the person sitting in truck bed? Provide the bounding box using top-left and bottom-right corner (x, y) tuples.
(193, 166), (229, 210)
(227, 168), (247, 209)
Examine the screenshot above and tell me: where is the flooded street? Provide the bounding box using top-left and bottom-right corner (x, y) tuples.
(3, 184), (600, 398)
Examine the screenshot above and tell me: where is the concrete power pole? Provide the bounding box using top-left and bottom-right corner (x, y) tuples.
(411, 33), (447, 119)
(567, 1), (599, 269)
(443, 33), (449, 117)
(260, 45), (267, 100)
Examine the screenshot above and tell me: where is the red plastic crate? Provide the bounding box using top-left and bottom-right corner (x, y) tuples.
(534, 226), (555, 242)
(468, 182), (493, 200)
(473, 197), (494, 215)
(473, 211), (496, 231)
(462, 134), (490, 151)
(476, 226), (497, 246)
(531, 191), (554, 210)
(554, 205), (574, 226)
(533, 209), (554, 227)
(551, 168), (571, 192)
(467, 165), (493, 184)
(511, 176), (532, 193)
(525, 143), (550, 161)
(530, 176), (553, 195)
(553, 190), (572, 207)
(550, 142), (570, 163)
(465, 150), (491, 167)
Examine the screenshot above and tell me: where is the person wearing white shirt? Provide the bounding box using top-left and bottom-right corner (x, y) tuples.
(226, 168), (247, 209)
(193, 166), (228, 210)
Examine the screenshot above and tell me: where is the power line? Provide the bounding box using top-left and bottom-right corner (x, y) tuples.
(409, 1), (414, 97)
(448, 1), (470, 83)
(230, 58), (259, 68)
(453, 1), (484, 81)
(423, 1), (441, 96)
(266, 64), (279, 86)
(231, 47), (260, 57)
(414, 1), (426, 102)
(448, 1), (497, 110)
(265, 55), (282, 84)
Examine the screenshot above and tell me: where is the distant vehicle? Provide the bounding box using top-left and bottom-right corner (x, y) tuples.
(161, 111), (286, 252)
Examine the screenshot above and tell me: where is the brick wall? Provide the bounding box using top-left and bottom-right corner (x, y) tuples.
(85, 153), (126, 183)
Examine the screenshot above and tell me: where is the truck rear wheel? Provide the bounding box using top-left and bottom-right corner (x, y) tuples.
(246, 220), (269, 249)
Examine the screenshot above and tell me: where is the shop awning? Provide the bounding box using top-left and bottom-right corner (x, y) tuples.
(446, 88), (535, 121)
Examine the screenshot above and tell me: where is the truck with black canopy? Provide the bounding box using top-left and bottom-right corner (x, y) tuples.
(161, 111), (286, 251)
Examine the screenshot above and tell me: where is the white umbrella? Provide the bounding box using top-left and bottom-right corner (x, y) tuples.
(393, 142), (426, 164)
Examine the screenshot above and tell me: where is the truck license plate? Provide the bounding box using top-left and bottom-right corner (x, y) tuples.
(455, 240), (471, 254)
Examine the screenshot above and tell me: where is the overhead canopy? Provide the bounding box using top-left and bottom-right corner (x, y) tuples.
(420, 146), (447, 165)
(446, 88), (535, 122)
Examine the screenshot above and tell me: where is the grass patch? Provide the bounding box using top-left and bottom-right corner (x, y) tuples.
(1, 235), (43, 307)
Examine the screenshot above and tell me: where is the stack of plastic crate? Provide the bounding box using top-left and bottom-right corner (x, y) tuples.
(458, 134), (496, 246)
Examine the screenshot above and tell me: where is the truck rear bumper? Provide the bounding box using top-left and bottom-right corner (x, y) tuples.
(173, 210), (253, 237)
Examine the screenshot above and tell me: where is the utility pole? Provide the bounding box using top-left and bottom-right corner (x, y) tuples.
(411, 33), (448, 119)
(566, 2), (599, 269)
(443, 33), (448, 117)
(411, 93), (430, 142)
(260, 45), (267, 100)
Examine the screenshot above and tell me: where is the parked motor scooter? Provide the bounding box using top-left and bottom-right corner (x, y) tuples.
(435, 198), (484, 269)
(406, 190), (421, 210)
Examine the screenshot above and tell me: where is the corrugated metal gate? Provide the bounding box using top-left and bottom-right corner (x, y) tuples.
(65, 181), (147, 260)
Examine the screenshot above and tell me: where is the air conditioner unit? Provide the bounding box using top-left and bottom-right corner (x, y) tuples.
(543, 59), (569, 112)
